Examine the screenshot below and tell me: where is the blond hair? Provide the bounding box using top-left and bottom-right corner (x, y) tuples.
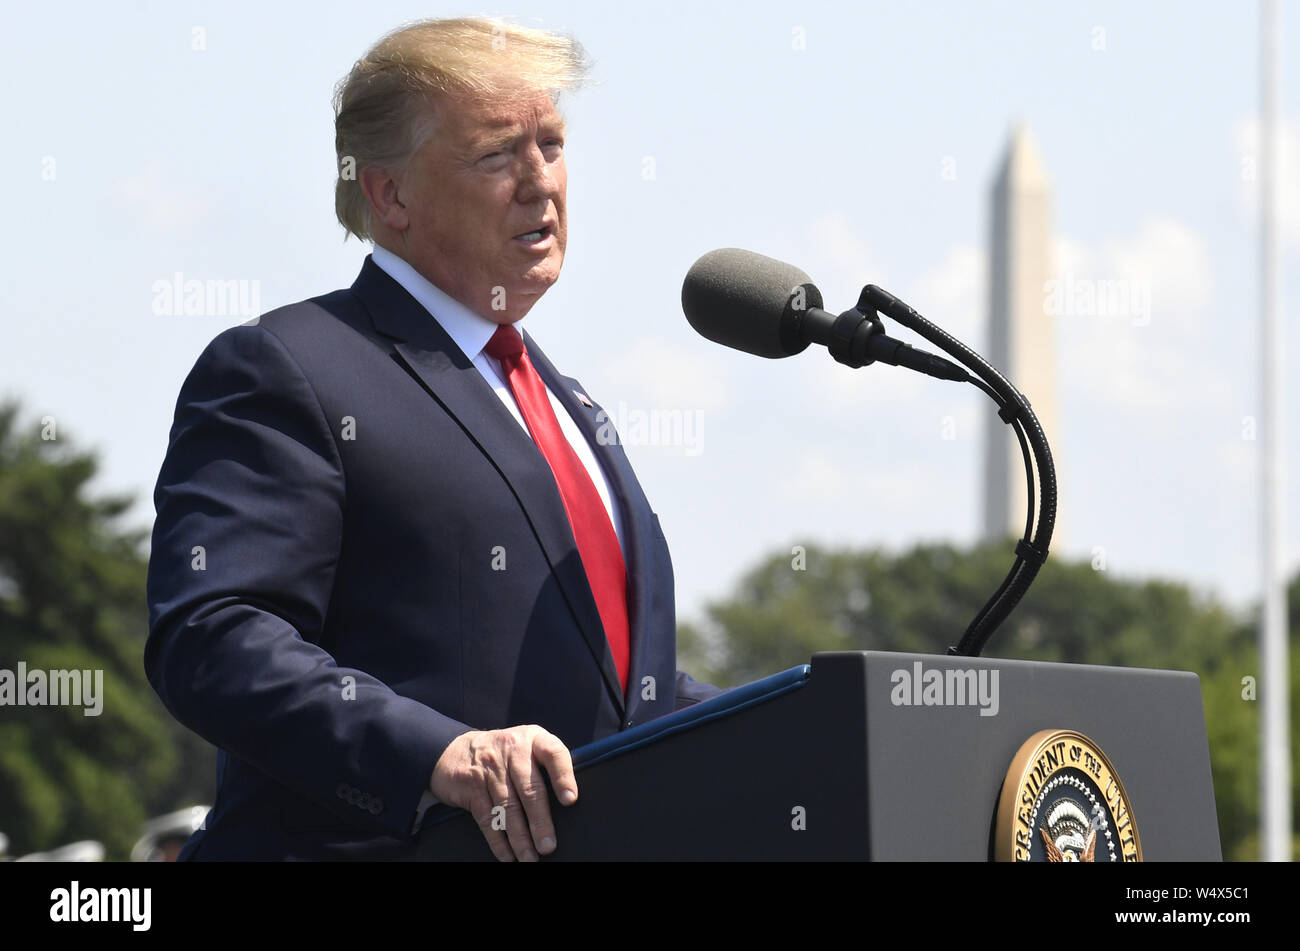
(332, 17), (591, 242)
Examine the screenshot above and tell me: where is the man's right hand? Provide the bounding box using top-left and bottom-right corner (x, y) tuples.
(429, 725), (578, 862)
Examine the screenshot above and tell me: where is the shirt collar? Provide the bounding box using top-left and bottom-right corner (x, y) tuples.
(369, 244), (526, 361)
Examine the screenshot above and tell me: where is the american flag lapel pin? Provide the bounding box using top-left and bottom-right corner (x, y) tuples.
(574, 390), (593, 408)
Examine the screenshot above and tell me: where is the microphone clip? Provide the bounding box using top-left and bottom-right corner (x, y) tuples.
(827, 307), (887, 369)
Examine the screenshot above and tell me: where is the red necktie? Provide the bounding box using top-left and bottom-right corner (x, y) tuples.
(485, 324), (630, 692)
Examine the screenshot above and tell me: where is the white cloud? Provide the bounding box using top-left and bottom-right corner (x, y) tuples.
(906, 243), (986, 350)
(598, 335), (733, 414)
(807, 210), (889, 301)
(797, 228), (987, 410)
(1054, 218), (1227, 412)
(1104, 218), (1213, 330)
(1054, 235), (1092, 277)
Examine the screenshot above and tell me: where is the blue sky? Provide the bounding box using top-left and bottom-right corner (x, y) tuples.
(3, 1), (1297, 633)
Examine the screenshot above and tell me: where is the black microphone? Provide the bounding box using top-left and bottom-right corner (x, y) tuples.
(681, 248), (968, 381)
(680, 248), (817, 359)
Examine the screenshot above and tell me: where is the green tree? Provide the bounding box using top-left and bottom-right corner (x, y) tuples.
(0, 401), (213, 859)
(679, 539), (1294, 861)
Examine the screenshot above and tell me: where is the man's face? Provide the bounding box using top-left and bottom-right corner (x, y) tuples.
(392, 89), (568, 323)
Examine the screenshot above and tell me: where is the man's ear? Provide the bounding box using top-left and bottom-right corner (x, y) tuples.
(359, 165), (409, 232)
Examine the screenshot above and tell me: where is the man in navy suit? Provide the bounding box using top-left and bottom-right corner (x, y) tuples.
(144, 17), (720, 861)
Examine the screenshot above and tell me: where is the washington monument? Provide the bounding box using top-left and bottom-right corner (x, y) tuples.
(983, 124), (1062, 543)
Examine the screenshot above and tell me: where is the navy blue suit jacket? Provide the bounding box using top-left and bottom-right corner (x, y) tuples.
(144, 256), (720, 860)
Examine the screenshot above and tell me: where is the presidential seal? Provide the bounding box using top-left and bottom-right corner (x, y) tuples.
(994, 729), (1141, 862)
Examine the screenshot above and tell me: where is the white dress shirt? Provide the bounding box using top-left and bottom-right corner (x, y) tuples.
(369, 245), (627, 834)
(370, 245), (626, 555)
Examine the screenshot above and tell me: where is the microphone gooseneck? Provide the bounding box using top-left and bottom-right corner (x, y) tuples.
(681, 248), (1057, 658)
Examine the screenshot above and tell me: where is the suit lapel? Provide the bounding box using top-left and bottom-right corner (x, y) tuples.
(349, 257), (626, 712)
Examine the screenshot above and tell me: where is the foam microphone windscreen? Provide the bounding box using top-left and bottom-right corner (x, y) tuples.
(681, 248), (820, 358)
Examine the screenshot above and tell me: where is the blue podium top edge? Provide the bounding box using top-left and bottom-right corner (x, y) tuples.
(573, 663), (811, 770)
(418, 664), (810, 832)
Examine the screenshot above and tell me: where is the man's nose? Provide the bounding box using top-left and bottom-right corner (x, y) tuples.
(516, 145), (560, 202)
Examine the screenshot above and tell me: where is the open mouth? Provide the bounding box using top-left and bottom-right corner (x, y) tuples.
(513, 224), (552, 242)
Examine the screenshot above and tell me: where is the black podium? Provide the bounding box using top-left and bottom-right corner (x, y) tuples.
(416, 651), (1221, 860)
